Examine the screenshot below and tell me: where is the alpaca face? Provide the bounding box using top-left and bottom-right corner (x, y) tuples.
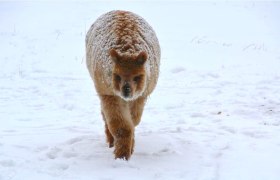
(110, 49), (147, 101)
(113, 71), (145, 101)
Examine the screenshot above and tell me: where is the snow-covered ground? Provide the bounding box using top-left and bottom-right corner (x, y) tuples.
(1, 1), (280, 180)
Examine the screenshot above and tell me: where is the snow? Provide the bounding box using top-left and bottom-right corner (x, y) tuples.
(1, 1), (280, 180)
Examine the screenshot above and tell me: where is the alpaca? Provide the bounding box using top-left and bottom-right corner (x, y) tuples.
(86, 10), (160, 160)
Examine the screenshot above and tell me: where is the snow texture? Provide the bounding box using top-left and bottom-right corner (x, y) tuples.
(1, 1), (280, 180)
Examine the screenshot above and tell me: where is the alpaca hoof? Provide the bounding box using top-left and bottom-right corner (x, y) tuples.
(114, 141), (131, 160)
(109, 142), (114, 148)
(114, 148), (131, 160)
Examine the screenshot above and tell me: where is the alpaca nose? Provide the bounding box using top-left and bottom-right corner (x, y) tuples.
(122, 83), (131, 97)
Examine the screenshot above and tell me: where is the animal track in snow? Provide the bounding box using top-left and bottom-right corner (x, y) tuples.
(62, 151), (78, 158)
(0, 160), (15, 167)
(242, 129), (268, 139)
(50, 163), (69, 171)
(67, 137), (84, 145)
(190, 113), (206, 118)
(220, 126), (236, 134)
(46, 147), (62, 160)
(171, 67), (186, 74)
(154, 148), (177, 156)
(35, 146), (49, 153)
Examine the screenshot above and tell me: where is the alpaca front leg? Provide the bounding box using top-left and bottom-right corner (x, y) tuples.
(130, 97), (147, 126)
(100, 95), (134, 160)
(112, 125), (134, 160)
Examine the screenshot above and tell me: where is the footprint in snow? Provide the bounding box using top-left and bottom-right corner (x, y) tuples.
(171, 67), (186, 74)
(190, 113), (206, 118)
(46, 147), (62, 160)
(62, 151), (78, 159)
(0, 160), (16, 167)
(152, 148), (177, 156)
(50, 163), (69, 171)
(33, 146), (49, 154)
(67, 137), (84, 145)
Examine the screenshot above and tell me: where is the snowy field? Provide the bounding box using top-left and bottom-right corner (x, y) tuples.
(1, 1), (280, 180)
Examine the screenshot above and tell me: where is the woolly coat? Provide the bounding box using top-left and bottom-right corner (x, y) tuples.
(86, 10), (161, 97)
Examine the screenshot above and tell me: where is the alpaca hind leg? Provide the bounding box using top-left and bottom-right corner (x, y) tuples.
(102, 111), (114, 148)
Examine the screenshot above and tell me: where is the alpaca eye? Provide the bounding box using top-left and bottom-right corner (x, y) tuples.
(133, 75), (142, 82)
(114, 74), (121, 82)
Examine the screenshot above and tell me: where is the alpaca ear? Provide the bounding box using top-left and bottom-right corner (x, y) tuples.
(109, 49), (120, 64)
(136, 51), (148, 65)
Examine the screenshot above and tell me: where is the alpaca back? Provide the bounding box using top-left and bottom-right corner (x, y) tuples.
(86, 10), (160, 96)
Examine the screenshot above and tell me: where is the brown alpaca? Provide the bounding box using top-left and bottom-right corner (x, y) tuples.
(86, 10), (160, 160)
